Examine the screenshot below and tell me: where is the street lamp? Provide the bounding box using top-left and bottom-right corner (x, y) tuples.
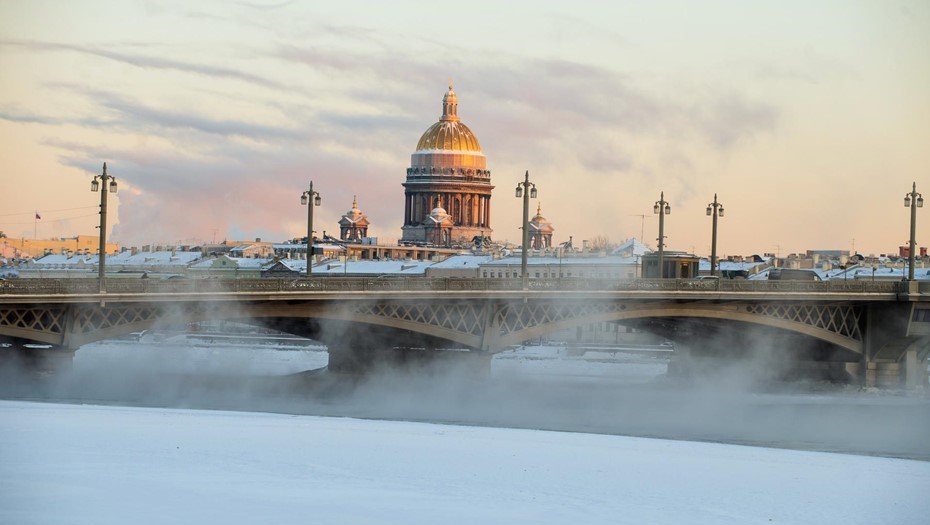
(300, 181), (322, 277)
(705, 193), (725, 276)
(653, 191), (671, 278)
(91, 162), (117, 293)
(904, 182), (923, 281)
(515, 170), (537, 290)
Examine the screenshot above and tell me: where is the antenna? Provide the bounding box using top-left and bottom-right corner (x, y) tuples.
(628, 214), (655, 244)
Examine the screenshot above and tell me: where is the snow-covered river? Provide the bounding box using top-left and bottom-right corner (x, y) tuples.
(3, 339), (930, 523)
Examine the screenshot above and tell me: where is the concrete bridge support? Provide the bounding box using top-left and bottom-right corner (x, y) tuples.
(0, 341), (75, 379)
(323, 324), (491, 377)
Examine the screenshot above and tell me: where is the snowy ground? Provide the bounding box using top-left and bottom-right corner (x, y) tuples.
(2, 400), (929, 525)
(2, 339), (930, 523)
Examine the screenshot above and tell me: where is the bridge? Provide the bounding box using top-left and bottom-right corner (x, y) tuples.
(1, 277), (928, 387)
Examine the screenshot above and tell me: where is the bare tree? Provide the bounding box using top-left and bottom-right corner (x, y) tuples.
(588, 235), (611, 251)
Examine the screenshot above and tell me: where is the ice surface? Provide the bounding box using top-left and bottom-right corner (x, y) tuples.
(1, 400), (928, 525)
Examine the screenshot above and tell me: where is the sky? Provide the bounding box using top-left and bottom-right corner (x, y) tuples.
(0, 0), (928, 257)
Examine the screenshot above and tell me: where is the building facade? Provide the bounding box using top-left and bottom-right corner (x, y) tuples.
(401, 84), (494, 246)
(528, 203), (555, 250)
(339, 197), (370, 242)
(0, 235), (119, 259)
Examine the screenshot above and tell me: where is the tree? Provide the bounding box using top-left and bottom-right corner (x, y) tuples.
(588, 235), (611, 251)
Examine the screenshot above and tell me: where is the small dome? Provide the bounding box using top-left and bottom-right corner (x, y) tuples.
(346, 196), (362, 218)
(532, 203), (548, 222)
(430, 206), (448, 217)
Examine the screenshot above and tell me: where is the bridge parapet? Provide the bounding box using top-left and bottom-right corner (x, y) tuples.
(0, 277), (907, 296)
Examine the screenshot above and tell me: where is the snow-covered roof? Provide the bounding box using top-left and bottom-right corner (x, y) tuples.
(429, 255), (493, 269)
(108, 250), (203, 266)
(485, 255), (639, 267)
(190, 256), (272, 269)
(310, 259), (431, 276)
(31, 254), (96, 267)
(610, 238), (651, 257)
(262, 259), (307, 272)
(698, 260), (767, 272)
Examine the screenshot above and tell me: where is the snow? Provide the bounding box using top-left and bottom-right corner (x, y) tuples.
(428, 254), (493, 268)
(3, 341), (930, 523)
(1, 400), (928, 525)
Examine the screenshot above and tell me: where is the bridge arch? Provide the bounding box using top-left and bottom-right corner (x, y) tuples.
(496, 302), (863, 355)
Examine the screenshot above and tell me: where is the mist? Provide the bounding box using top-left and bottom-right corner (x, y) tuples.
(3, 318), (928, 462)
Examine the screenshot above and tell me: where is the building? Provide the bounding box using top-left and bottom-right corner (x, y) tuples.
(339, 197), (370, 242)
(188, 255), (266, 278)
(899, 246), (928, 258)
(401, 84), (494, 246)
(528, 204), (555, 250)
(479, 253), (640, 280)
(0, 235), (119, 259)
(425, 254), (493, 278)
(641, 251), (700, 279)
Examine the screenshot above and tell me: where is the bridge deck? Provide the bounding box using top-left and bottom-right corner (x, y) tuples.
(0, 277), (917, 305)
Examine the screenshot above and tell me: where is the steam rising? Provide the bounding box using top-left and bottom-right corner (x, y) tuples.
(2, 300), (929, 461)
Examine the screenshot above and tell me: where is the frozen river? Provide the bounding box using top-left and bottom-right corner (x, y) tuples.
(3, 399), (928, 525)
(3, 339), (930, 523)
(6, 339), (930, 461)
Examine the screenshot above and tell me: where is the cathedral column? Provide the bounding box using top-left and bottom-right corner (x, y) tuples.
(478, 196), (485, 227)
(404, 195), (411, 225)
(478, 196), (484, 227)
(456, 193), (463, 224)
(485, 196), (491, 229)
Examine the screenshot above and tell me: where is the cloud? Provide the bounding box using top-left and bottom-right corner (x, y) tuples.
(1, 24), (781, 248)
(0, 39), (287, 90)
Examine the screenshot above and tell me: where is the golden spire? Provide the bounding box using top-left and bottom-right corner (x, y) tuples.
(352, 195), (357, 209)
(537, 203), (542, 215)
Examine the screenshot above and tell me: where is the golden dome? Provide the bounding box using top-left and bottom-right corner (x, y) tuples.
(416, 121), (482, 152)
(415, 84), (482, 152)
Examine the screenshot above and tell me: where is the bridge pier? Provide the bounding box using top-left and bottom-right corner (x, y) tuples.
(860, 354), (929, 390)
(0, 341), (75, 379)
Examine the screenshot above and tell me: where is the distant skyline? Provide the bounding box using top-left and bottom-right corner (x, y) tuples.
(1, 1), (928, 257)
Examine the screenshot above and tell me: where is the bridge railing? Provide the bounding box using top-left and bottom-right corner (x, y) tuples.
(0, 276), (905, 295)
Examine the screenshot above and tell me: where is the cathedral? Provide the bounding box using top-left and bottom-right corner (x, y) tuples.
(400, 84), (494, 246)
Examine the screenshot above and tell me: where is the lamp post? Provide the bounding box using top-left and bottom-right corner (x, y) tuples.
(515, 170), (537, 290)
(90, 162), (117, 293)
(653, 191), (671, 278)
(300, 181), (322, 277)
(705, 194), (725, 276)
(904, 182), (923, 281)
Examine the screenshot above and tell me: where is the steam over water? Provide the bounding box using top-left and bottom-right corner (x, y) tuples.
(3, 337), (930, 461)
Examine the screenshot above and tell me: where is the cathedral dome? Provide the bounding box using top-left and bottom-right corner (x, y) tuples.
(415, 84), (482, 153)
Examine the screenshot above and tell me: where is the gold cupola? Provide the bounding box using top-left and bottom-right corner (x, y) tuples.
(415, 83), (482, 152)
